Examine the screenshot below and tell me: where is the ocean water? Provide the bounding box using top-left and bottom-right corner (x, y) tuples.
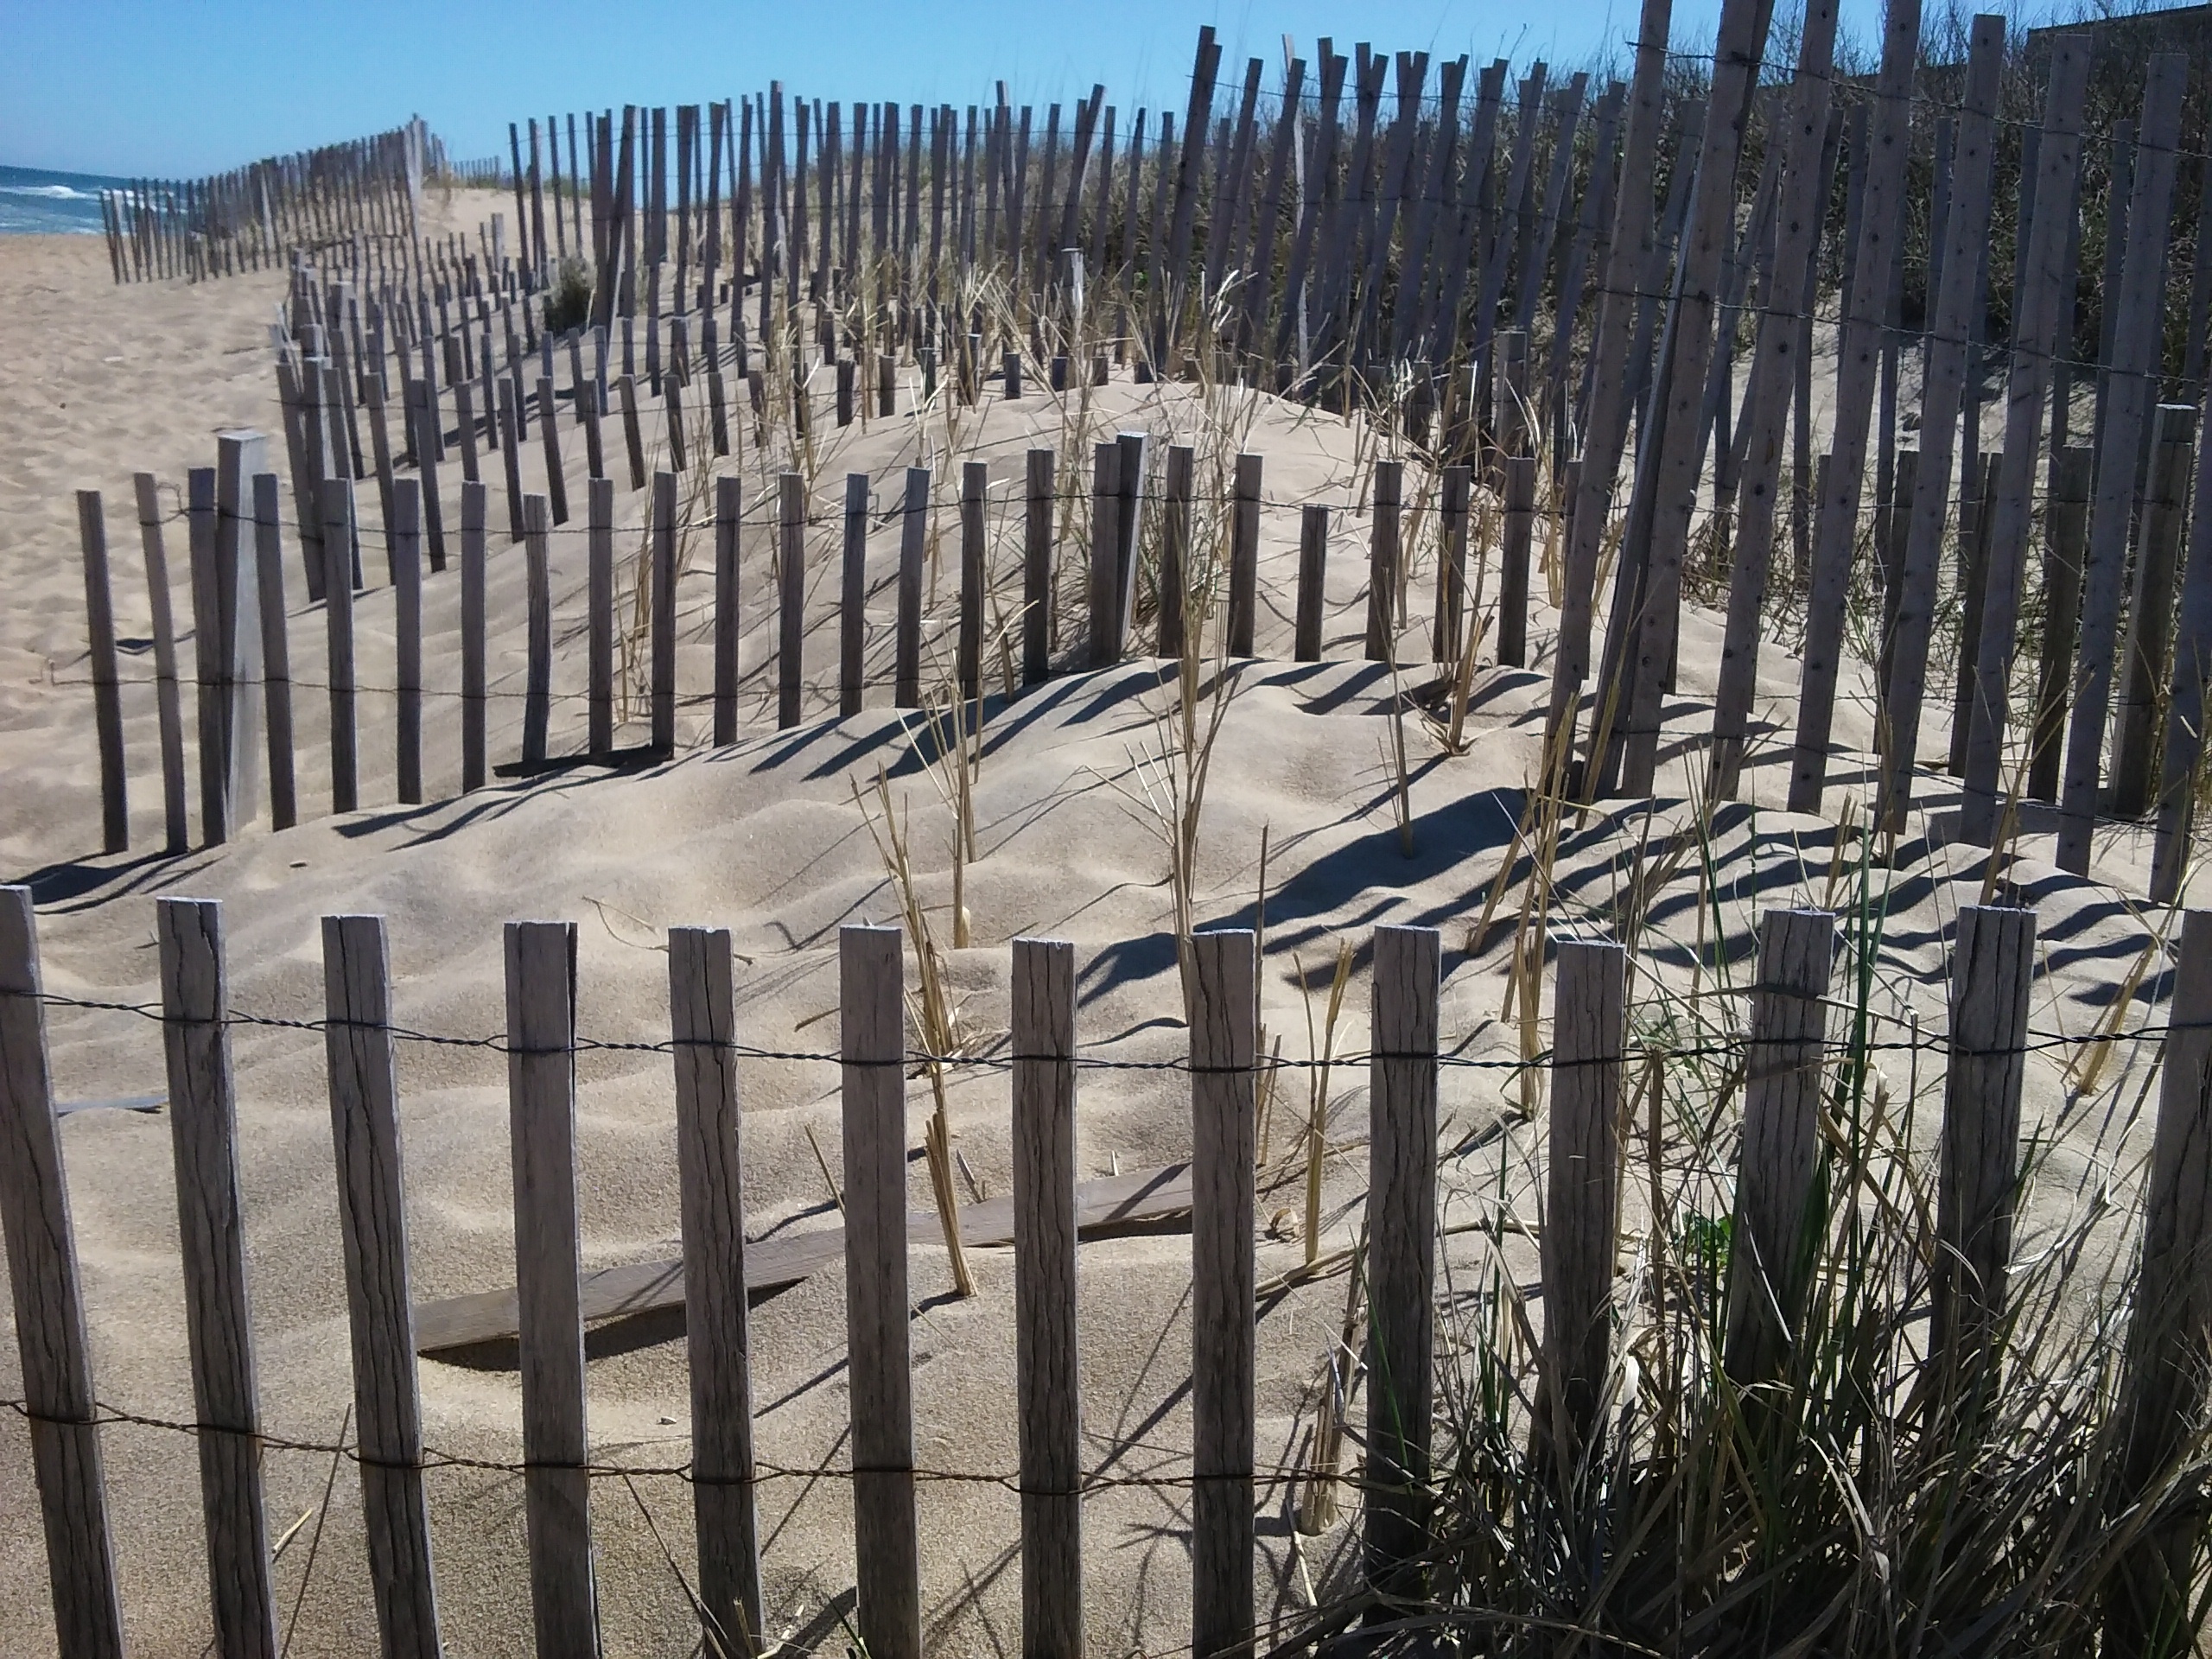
(0, 164), (133, 234)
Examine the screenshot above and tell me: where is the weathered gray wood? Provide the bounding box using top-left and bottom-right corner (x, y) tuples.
(1540, 938), (1626, 1469)
(1499, 455), (1535, 669)
(75, 490), (128, 852)
(319, 912), (442, 1657)
(2107, 908), (2212, 1655)
(1188, 927), (1255, 1659)
(1872, 18), (2005, 831)
(1954, 33), (2091, 843)
(1433, 465), (1471, 667)
(2030, 448), (2094, 804)
(249, 473), (296, 832)
(0, 886), (127, 1659)
(959, 461), (988, 699)
(2152, 425), (2212, 901)
(619, 372), (646, 491)
(777, 471), (805, 728)
(1365, 460), (1402, 662)
(1156, 445), (1194, 660)
(1228, 453), (1261, 656)
(841, 924), (922, 1659)
(504, 919), (598, 1658)
(537, 377), (569, 526)
(895, 467), (928, 707)
(1365, 925), (1439, 1602)
(1088, 442), (1122, 667)
(321, 479), (359, 813)
(651, 471), (678, 752)
(157, 898), (279, 1659)
(133, 473), (191, 851)
(841, 472), (868, 718)
(587, 477), (615, 760)
(668, 925), (764, 1657)
(499, 375), (527, 542)
(188, 467), (229, 840)
(1930, 904), (2036, 1405)
(1787, 0), (1924, 811)
(391, 478), (423, 804)
(1723, 908), (1835, 1382)
(1023, 449), (1055, 686)
(1012, 937), (1081, 1657)
(714, 475), (742, 746)
(1295, 505), (1328, 663)
(523, 493), (553, 766)
(461, 482), (488, 792)
(2056, 54), (2188, 873)
(2113, 405), (2198, 817)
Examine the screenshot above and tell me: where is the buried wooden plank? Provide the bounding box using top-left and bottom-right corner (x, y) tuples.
(415, 1159), (1197, 1354)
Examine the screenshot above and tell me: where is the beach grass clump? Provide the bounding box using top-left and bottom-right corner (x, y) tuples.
(543, 257), (594, 335)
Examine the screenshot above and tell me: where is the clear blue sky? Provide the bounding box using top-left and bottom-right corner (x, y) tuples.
(12, 0), (1941, 180)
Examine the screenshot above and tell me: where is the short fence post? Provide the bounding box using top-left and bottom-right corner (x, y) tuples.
(251, 474), (296, 831)
(588, 476), (616, 760)
(523, 493), (553, 766)
(2029, 448), (2094, 803)
(321, 478), (359, 814)
(1434, 463), (1471, 666)
(1540, 938), (1627, 1471)
(158, 897), (280, 1658)
(1930, 904), (2037, 1408)
(1295, 505), (1329, 662)
(778, 471), (805, 728)
(1189, 927), (1256, 1658)
(135, 471), (190, 852)
(189, 467), (230, 842)
(714, 475), (743, 745)
(77, 490), (128, 854)
(1229, 452), (1262, 656)
(1160, 445), (1194, 658)
(392, 478), (423, 804)
(0, 886), (128, 1659)
(652, 470), (678, 751)
(1013, 937), (1081, 1656)
(960, 461), (988, 700)
(669, 926), (764, 1656)
(538, 378), (569, 524)
(1502, 454), (1535, 667)
(320, 912), (442, 1656)
(841, 924), (923, 1659)
(1724, 908), (1836, 1383)
(1089, 441), (1123, 667)
(2107, 908), (2212, 1656)
(505, 919), (597, 1658)
(460, 481), (488, 792)
(1366, 925), (1440, 1606)
(895, 466), (929, 708)
(1366, 458), (1402, 660)
(1023, 448), (1055, 686)
(841, 472), (869, 717)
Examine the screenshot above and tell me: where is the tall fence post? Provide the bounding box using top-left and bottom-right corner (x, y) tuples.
(251, 473), (296, 831)
(76, 491), (128, 854)
(2107, 908), (2212, 1657)
(842, 924), (922, 1659)
(1930, 904), (2037, 1408)
(1366, 925), (1439, 1608)
(158, 897), (280, 1658)
(0, 886), (127, 1659)
(669, 925), (764, 1656)
(1724, 908), (1836, 1383)
(321, 478), (359, 814)
(320, 912), (442, 1656)
(1540, 937), (1626, 1471)
(1189, 927), (1256, 1657)
(135, 471), (190, 853)
(505, 918), (597, 1658)
(1013, 937), (1081, 1656)
(392, 478), (423, 804)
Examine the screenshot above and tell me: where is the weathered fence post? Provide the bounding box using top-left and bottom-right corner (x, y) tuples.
(778, 471), (805, 728)
(1023, 448), (1055, 686)
(1190, 927), (1256, 1657)
(714, 475), (743, 745)
(1434, 463), (1471, 666)
(321, 479), (359, 813)
(652, 470), (678, 751)
(250, 474), (296, 831)
(841, 924), (923, 1659)
(392, 478), (423, 804)
(1366, 925), (1440, 1607)
(1229, 452), (1261, 656)
(841, 472), (869, 718)
(523, 493), (553, 766)
(1295, 505), (1329, 663)
(1366, 459), (1402, 660)
(1539, 937), (1627, 1471)
(587, 477), (615, 760)
(505, 918), (597, 1658)
(669, 925), (764, 1656)
(158, 897), (280, 1658)
(76, 491), (128, 853)
(320, 912), (442, 1656)
(134, 472), (190, 852)
(1013, 936), (1081, 1656)
(1160, 445), (1193, 658)
(461, 481), (488, 792)
(2113, 404), (2198, 817)
(1724, 908), (1836, 1382)
(1088, 441), (1123, 667)
(0, 886), (128, 1659)
(959, 461), (988, 699)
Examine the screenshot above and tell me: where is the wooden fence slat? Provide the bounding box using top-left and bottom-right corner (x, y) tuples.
(959, 461), (988, 699)
(321, 479), (359, 814)
(841, 472), (868, 717)
(76, 490), (129, 854)
(505, 919), (598, 1658)
(714, 475), (743, 745)
(134, 472), (191, 852)
(778, 471), (805, 728)
(1228, 452), (1261, 656)
(1023, 448), (1055, 686)
(1541, 938), (1626, 1469)
(588, 477), (615, 760)
(320, 912), (442, 1656)
(189, 467), (230, 842)
(1723, 908), (1835, 1382)
(1364, 460), (1402, 661)
(2113, 404), (2198, 817)
(652, 471), (678, 752)
(1433, 464), (1470, 666)
(895, 466), (928, 707)
(1158, 445), (1193, 659)
(158, 897), (279, 1658)
(1499, 454), (1535, 669)
(2030, 448), (2094, 804)
(1930, 904), (2037, 1405)
(2152, 427), (2212, 901)
(669, 926), (763, 1656)
(1013, 936), (1081, 1657)
(0, 886), (127, 1659)
(1189, 927), (1255, 1659)
(523, 493), (553, 766)
(1088, 441), (1122, 667)
(1366, 925), (1439, 1601)
(1295, 505), (1328, 662)
(392, 478), (423, 804)
(249, 473), (296, 831)
(840, 924), (922, 1659)
(538, 378), (569, 525)
(461, 481), (488, 792)
(619, 373), (646, 491)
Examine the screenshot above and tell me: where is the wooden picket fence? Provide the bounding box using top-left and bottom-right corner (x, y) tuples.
(5, 887), (2212, 1655)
